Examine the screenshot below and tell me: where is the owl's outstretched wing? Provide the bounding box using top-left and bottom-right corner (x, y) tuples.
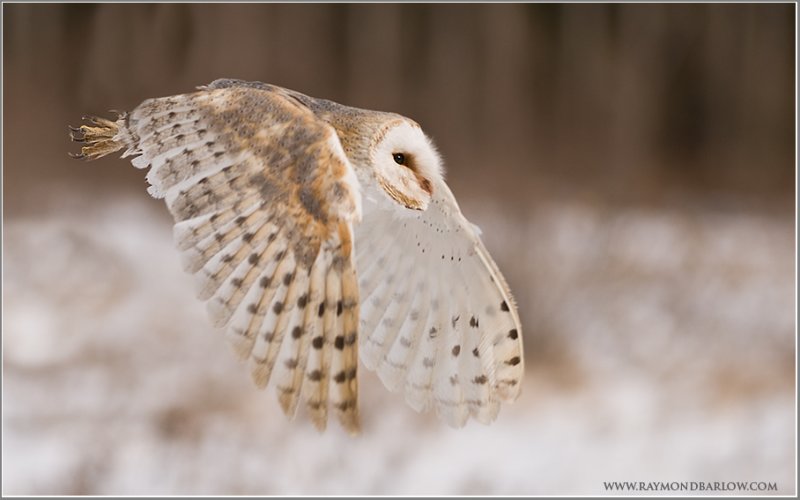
(354, 181), (524, 428)
(72, 85), (362, 433)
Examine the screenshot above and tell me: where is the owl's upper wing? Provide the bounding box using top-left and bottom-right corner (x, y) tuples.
(354, 180), (524, 427)
(119, 86), (363, 433)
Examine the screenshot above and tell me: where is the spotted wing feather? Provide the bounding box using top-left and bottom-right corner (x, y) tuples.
(354, 181), (523, 427)
(114, 85), (363, 433)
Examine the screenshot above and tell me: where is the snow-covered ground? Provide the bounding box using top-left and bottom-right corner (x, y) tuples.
(3, 192), (795, 495)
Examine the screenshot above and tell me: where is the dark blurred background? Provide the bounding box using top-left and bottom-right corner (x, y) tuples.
(3, 3), (796, 496)
(4, 3), (795, 210)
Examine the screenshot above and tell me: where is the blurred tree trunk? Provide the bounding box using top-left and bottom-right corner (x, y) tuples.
(3, 3), (794, 202)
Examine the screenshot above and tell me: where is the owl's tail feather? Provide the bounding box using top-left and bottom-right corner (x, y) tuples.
(69, 114), (127, 160)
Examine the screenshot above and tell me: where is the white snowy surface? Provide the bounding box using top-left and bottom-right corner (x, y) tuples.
(3, 194), (795, 495)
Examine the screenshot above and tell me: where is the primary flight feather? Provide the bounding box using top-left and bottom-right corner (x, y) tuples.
(69, 79), (524, 434)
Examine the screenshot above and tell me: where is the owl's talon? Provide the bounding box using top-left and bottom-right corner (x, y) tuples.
(69, 126), (86, 142)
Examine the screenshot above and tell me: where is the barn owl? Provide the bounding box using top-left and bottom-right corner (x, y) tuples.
(69, 79), (523, 434)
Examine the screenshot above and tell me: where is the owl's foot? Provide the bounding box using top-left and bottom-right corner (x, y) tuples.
(68, 114), (124, 160)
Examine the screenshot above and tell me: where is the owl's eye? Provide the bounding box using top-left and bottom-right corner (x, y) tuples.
(392, 153), (406, 165)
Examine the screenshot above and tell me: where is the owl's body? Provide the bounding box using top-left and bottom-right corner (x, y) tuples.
(70, 79), (524, 433)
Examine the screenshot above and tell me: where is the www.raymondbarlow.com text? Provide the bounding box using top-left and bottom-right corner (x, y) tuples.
(603, 481), (778, 493)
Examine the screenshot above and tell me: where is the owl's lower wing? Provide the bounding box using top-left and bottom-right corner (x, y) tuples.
(354, 182), (524, 428)
(88, 87), (363, 433)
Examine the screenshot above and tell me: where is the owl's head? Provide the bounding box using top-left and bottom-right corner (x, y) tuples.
(371, 119), (443, 211)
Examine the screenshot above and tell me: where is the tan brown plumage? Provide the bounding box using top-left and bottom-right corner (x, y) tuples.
(70, 79), (524, 434)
